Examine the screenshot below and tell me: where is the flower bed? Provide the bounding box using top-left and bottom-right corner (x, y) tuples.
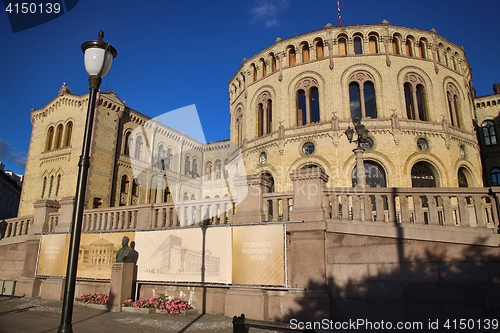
(122, 294), (193, 314)
(74, 293), (109, 306)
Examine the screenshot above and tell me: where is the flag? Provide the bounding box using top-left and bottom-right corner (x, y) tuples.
(337, 0), (341, 26)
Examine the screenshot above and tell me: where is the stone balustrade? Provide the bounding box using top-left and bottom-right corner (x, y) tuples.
(82, 206), (139, 231)
(1, 183), (499, 243)
(324, 187), (499, 230)
(48, 212), (59, 232)
(262, 192), (293, 222)
(0, 215), (34, 239)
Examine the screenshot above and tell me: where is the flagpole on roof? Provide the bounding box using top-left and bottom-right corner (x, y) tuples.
(337, 0), (342, 26)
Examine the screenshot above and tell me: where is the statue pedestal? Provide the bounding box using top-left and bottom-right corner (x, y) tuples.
(109, 262), (134, 312)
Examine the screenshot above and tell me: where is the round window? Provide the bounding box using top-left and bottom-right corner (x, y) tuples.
(302, 142), (315, 155)
(259, 152), (267, 164)
(417, 138), (429, 151)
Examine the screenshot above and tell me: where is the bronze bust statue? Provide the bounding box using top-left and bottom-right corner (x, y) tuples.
(116, 236), (134, 263)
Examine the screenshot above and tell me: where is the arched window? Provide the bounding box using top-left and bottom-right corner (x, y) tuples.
(215, 160), (222, 179)
(416, 85), (427, 121)
(392, 37), (400, 54)
(364, 82), (376, 119)
(132, 178), (139, 196)
(354, 36), (363, 54)
(191, 194), (196, 200)
(55, 175), (61, 196)
(205, 161), (212, 180)
(42, 176), (47, 197)
(252, 64), (257, 82)
(458, 168), (469, 187)
(55, 124), (64, 149)
(262, 171), (275, 193)
(491, 168), (500, 186)
(404, 83), (415, 120)
(135, 136), (143, 159)
(369, 36), (378, 54)
(288, 47), (296, 66)
(352, 161), (386, 188)
(297, 90), (306, 125)
(403, 74), (427, 121)
(302, 43), (310, 62)
(418, 41), (426, 59)
(266, 100), (272, 133)
(183, 192), (189, 201)
(405, 39), (413, 57)
(411, 162), (436, 187)
(235, 110), (243, 147)
(64, 122), (73, 147)
(338, 37), (347, 55)
(124, 132), (131, 155)
(261, 58), (266, 77)
(348, 71), (377, 119)
(258, 103), (264, 137)
(46, 126), (54, 151)
(296, 78), (320, 125)
(349, 82), (361, 119)
(447, 84), (461, 128)
(310, 87), (320, 123)
(158, 144), (166, 163)
(48, 176), (54, 197)
(224, 158), (228, 178)
(166, 148), (173, 170)
(192, 158), (198, 178)
(482, 120), (497, 146)
(316, 40), (324, 59)
(185, 156), (191, 176)
(257, 92), (272, 136)
(121, 175), (129, 194)
(271, 54), (277, 72)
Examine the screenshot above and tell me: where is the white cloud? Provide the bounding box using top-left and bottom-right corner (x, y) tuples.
(250, 0), (290, 28)
(0, 139), (27, 170)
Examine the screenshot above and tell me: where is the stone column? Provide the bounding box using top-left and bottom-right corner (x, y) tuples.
(136, 203), (153, 229)
(55, 196), (75, 232)
(289, 167), (329, 222)
(32, 200), (60, 234)
(232, 174), (272, 223)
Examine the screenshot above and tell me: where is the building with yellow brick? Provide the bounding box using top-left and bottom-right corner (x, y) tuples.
(18, 21), (491, 216)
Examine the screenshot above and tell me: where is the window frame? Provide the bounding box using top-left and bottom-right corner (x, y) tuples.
(482, 120), (497, 146)
(348, 71), (377, 120)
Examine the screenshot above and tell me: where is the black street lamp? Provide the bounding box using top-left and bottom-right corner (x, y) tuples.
(58, 31), (116, 333)
(345, 116), (369, 188)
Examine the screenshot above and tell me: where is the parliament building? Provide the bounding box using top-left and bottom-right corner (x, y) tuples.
(3, 21), (500, 322)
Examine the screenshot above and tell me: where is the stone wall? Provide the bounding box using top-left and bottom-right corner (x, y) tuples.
(326, 232), (500, 324)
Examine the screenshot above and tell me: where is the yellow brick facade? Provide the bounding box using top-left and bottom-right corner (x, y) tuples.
(229, 22), (482, 191)
(18, 22), (492, 216)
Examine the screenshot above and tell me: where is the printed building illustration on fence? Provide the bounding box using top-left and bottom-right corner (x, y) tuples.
(142, 234), (220, 277)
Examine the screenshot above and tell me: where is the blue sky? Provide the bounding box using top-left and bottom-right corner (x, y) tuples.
(1, 0), (499, 176)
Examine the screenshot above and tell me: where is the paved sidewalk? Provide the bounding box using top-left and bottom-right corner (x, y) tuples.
(0, 296), (234, 333)
(0, 296), (361, 333)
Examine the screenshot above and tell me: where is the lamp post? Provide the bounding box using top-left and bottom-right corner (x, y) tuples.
(58, 31), (116, 333)
(345, 116), (369, 189)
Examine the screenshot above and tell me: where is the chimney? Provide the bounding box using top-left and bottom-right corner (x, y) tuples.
(494, 83), (500, 95)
